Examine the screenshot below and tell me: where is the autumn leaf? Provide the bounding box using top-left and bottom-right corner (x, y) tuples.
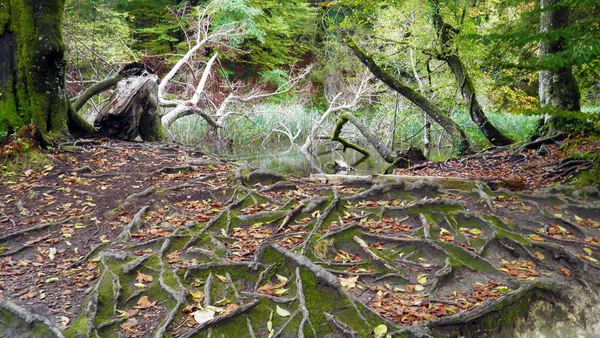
(560, 267), (571, 277)
(276, 306), (291, 317)
(373, 324), (388, 338)
(136, 271), (153, 284)
(534, 252), (545, 260)
(135, 296), (156, 309)
(120, 318), (138, 330)
(339, 276), (359, 289)
(190, 290), (204, 302)
(527, 234), (545, 242)
(192, 309), (215, 325)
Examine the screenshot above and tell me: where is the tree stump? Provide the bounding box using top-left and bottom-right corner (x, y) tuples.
(94, 64), (164, 141)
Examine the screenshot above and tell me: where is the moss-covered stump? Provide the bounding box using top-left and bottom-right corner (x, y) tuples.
(1, 140), (600, 337)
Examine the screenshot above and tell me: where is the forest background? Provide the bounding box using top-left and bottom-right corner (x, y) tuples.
(3, 0), (600, 170)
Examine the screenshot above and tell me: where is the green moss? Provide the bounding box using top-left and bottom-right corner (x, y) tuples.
(438, 242), (497, 273)
(1, 150), (51, 174)
(0, 0), (73, 135)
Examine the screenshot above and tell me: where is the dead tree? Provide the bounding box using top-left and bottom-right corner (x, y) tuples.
(94, 64), (164, 141)
(332, 111), (427, 173)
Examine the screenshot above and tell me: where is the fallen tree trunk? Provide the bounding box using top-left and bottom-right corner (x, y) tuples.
(345, 34), (471, 154)
(94, 66), (164, 141)
(332, 111), (429, 173)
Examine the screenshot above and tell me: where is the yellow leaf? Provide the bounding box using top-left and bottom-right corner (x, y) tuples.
(373, 324), (388, 338)
(416, 274), (428, 285)
(190, 290), (204, 302)
(339, 276), (359, 289)
(276, 306), (291, 317)
(469, 228), (483, 236)
(527, 234), (545, 242)
(584, 247), (593, 255)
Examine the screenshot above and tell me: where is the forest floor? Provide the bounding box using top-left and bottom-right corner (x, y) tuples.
(0, 136), (599, 338)
(394, 137), (600, 191)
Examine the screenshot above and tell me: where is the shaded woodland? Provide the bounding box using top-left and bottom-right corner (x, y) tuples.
(0, 0), (599, 337)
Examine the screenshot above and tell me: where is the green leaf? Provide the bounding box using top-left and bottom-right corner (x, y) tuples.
(373, 324), (388, 338)
(276, 306), (291, 317)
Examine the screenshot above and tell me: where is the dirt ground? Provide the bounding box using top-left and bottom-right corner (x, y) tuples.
(1, 138), (599, 337)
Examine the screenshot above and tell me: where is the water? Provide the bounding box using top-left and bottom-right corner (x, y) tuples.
(229, 144), (389, 176)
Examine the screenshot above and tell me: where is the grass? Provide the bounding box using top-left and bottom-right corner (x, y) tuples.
(167, 101), (318, 148)
(166, 97), (544, 156)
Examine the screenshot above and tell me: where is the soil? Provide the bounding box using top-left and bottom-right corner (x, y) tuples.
(394, 138), (600, 190)
(0, 137), (599, 338)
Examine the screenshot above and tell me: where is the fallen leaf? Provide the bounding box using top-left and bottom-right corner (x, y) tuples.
(560, 267), (571, 277)
(48, 247), (57, 260)
(527, 234), (545, 242)
(225, 304), (240, 313)
(190, 290), (204, 302)
(416, 274), (428, 285)
(276, 306), (291, 317)
(469, 228), (483, 236)
(57, 316), (69, 330)
(136, 271), (153, 284)
(339, 276), (359, 289)
(135, 296), (155, 309)
(120, 318), (138, 330)
(373, 324), (388, 338)
(534, 251), (545, 260)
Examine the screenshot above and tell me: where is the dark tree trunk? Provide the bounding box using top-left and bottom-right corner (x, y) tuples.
(0, 0), (94, 137)
(430, 0), (513, 146)
(539, 0), (581, 131)
(94, 68), (164, 141)
(345, 36), (471, 154)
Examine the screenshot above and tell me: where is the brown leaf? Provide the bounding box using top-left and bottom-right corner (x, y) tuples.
(560, 267), (571, 277)
(136, 271), (153, 284)
(135, 295), (156, 309)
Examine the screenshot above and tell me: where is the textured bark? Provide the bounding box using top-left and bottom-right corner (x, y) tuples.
(539, 0), (581, 125)
(94, 72), (164, 141)
(430, 1), (513, 146)
(334, 112), (393, 162)
(72, 75), (123, 113)
(0, 0), (95, 136)
(346, 36), (471, 154)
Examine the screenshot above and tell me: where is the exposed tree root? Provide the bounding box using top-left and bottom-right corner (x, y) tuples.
(179, 300), (261, 338)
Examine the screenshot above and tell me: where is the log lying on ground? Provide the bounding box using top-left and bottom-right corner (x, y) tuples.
(331, 111), (429, 173)
(94, 65), (164, 141)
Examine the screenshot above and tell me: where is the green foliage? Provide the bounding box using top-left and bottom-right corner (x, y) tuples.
(64, 0), (135, 64)
(241, 0), (316, 70)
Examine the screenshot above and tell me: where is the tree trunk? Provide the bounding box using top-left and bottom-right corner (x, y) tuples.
(444, 55), (514, 146)
(430, 0), (513, 146)
(94, 72), (164, 141)
(539, 0), (581, 130)
(0, 0), (95, 137)
(345, 36), (471, 154)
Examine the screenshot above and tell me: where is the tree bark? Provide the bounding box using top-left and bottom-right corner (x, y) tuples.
(94, 73), (164, 141)
(345, 35), (471, 154)
(334, 112), (393, 162)
(430, 1), (513, 146)
(0, 0), (95, 137)
(539, 0), (581, 130)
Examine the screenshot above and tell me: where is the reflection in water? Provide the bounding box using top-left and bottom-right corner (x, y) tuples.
(232, 144), (389, 176)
